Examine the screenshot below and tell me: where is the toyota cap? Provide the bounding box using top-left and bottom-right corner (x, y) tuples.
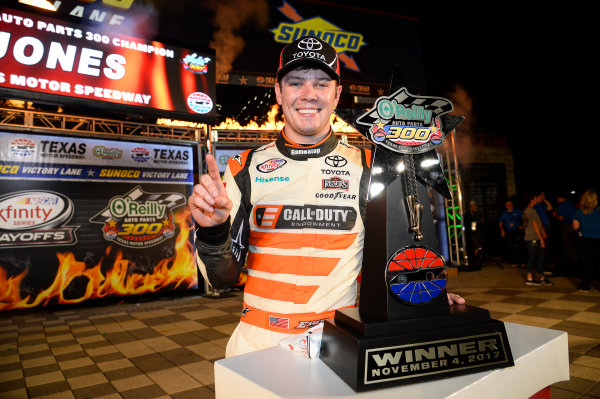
(276, 36), (340, 82)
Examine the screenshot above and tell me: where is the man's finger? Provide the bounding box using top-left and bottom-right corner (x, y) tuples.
(447, 292), (465, 305)
(205, 153), (222, 182)
(198, 174), (218, 201)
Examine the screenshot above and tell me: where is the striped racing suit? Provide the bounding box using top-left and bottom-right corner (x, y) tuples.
(195, 129), (371, 357)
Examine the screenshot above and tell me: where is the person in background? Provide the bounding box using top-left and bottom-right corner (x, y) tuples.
(523, 193), (553, 286)
(188, 36), (465, 357)
(572, 189), (600, 292)
(534, 191), (553, 274)
(464, 201), (485, 267)
(499, 200), (523, 267)
(555, 192), (579, 276)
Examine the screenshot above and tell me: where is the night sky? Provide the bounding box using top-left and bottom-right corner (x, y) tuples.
(413, 5), (589, 199)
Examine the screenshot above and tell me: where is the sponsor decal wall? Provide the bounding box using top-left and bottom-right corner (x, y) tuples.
(0, 6), (216, 120)
(0, 131), (197, 311)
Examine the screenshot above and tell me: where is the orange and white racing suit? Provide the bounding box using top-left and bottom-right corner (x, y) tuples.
(195, 128), (371, 357)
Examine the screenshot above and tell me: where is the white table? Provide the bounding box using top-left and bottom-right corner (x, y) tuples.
(214, 322), (569, 398)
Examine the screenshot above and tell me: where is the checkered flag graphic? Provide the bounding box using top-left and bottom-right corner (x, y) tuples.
(356, 87), (453, 126)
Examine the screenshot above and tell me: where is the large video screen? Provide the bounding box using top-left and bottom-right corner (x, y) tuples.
(0, 7), (216, 121)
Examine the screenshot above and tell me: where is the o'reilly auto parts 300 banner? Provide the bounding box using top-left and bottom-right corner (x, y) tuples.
(0, 131), (197, 311)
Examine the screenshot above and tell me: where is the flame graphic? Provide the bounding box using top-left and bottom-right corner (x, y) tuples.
(0, 211), (197, 311)
(211, 104), (357, 133)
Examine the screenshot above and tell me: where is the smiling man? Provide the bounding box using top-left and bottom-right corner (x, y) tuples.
(188, 36), (464, 358)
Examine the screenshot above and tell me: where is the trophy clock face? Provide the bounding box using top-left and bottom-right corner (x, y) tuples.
(385, 246), (448, 305)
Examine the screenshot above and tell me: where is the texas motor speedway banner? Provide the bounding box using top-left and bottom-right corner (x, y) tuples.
(0, 131), (197, 310)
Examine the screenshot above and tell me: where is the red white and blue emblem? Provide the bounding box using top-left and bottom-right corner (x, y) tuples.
(386, 245), (447, 305)
(269, 316), (289, 329)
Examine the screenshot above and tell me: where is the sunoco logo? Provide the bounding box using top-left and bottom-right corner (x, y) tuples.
(0, 190), (78, 247)
(257, 158), (287, 173)
(271, 1), (367, 72)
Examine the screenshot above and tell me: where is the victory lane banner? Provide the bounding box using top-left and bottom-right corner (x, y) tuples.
(0, 7), (216, 121)
(0, 131), (198, 311)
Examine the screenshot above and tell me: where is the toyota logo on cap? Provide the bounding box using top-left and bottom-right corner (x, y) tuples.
(297, 37), (323, 51)
(277, 36), (340, 82)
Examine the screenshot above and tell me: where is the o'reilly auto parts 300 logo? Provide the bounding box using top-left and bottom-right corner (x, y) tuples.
(89, 186), (186, 248)
(0, 190), (78, 248)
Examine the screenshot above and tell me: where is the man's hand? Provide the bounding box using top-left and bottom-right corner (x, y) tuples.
(447, 292), (465, 306)
(188, 153), (232, 227)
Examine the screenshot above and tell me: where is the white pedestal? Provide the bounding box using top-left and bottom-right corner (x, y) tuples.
(214, 322), (569, 399)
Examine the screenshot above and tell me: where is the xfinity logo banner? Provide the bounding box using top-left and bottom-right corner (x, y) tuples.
(364, 333), (509, 385)
(0, 190), (78, 247)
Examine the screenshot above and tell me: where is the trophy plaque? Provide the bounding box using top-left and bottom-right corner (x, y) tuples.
(319, 68), (514, 392)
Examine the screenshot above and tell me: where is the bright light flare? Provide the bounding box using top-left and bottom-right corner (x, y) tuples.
(18, 0), (56, 11)
(420, 158), (439, 168)
(370, 182), (385, 198)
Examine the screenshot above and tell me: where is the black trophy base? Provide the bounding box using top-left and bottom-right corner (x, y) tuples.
(319, 305), (514, 392)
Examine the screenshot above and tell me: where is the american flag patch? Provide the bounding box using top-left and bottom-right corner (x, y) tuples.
(269, 316), (289, 329)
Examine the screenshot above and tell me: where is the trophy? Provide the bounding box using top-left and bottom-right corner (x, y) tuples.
(319, 67), (514, 391)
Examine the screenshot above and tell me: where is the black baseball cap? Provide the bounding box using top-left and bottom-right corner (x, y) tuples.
(276, 36), (340, 82)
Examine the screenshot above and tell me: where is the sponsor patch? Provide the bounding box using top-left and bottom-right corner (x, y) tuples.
(325, 155), (347, 167)
(322, 177), (349, 191)
(296, 320), (324, 329)
(269, 316), (289, 329)
(257, 158), (287, 173)
(254, 205), (357, 230)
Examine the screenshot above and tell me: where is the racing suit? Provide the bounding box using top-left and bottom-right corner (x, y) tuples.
(195, 128), (371, 357)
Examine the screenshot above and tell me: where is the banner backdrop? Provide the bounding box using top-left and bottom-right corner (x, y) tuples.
(0, 131), (197, 311)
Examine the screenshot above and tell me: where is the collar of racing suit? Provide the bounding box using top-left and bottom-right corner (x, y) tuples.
(275, 127), (339, 160)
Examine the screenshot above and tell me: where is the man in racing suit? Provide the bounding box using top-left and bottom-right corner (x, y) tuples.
(189, 36), (464, 358)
